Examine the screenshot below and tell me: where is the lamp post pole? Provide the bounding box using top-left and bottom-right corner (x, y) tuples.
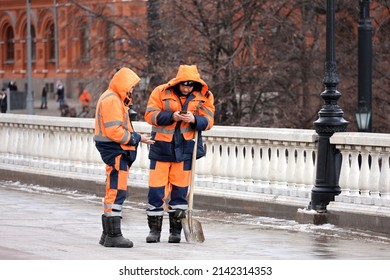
(26, 0), (34, 115)
(310, 0), (348, 212)
(357, 0), (372, 132)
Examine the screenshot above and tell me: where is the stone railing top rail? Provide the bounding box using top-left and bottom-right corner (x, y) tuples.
(0, 113), (318, 143)
(0, 113), (94, 129)
(331, 132), (390, 147)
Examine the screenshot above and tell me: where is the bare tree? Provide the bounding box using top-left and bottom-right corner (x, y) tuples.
(371, 0), (390, 132)
(61, 0), (389, 132)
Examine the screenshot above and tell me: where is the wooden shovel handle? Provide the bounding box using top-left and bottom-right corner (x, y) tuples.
(188, 130), (198, 212)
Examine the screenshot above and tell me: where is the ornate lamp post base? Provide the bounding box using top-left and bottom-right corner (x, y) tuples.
(310, 0), (348, 212)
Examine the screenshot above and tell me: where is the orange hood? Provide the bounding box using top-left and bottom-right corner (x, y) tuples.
(108, 67), (141, 102)
(166, 65), (208, 93)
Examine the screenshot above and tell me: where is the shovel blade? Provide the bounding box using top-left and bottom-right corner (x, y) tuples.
(182, 216), (205, 243)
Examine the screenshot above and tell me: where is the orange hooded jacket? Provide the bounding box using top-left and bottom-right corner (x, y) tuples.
(94, 67), (141, 166)
(144, 65), (215, 162)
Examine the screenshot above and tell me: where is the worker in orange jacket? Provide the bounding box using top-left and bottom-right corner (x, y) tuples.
(79, 88), (92, 107)
(79, 88), (92, 117)
(94, 67), (154, 248)
(144, 65), (215, 243)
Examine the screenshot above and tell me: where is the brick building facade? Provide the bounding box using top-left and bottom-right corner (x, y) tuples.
(0, 0), (146, 102)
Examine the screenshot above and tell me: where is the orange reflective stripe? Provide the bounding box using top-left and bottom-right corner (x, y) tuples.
(152, 126), (175, 134)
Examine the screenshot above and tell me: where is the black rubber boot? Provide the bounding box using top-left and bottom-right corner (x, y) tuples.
(104, 216), (133, 248)
(168, 210), (186, 243)
(146, 215), (163, 243)
(99, 214), (107, 246)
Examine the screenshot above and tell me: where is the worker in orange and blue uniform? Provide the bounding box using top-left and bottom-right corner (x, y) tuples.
(94, 67), (154, 248)
(144, 65), (215, 243)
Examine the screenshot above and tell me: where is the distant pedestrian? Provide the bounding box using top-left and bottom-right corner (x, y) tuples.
(79, 88), (92, 109)
(8, 81), (17, 91)
(56, 80), (65, 108)
(0, 88), (7, 113)
(40, 86), (48, 109)
(78, 88), (92, 117)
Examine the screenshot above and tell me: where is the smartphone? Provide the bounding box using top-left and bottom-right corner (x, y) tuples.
(179, 110), (187, 114)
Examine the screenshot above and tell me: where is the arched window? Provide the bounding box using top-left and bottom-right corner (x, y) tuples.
(31, 25), (36, 61)
(6, 26), (14, 62)
(49, 23), (55, 61)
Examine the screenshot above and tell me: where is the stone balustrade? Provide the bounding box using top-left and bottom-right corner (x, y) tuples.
(0, 114), (389, 211)
(331, 132), (390, 207)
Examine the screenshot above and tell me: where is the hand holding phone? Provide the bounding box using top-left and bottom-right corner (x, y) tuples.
(179, 110), (187, 115)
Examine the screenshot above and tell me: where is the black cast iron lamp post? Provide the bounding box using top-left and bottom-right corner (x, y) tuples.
(357, 0), (372, 132)
(310, 0), (348, 212)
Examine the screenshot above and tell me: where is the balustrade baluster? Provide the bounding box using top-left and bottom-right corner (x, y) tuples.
(370, 148), (381, 200)
(295, 145), (305, 197)
(338, 146), (351, 196)
(141, 142), (151, 174)
(210, 139), (222, 188)
(30, 125), (39, 160)
(129, 142), (141, 180)
(7, 124), (15, 156)
(348, 148), (360, 197)
(268, 142), (279, 192)
(243, 140), (254, 185)
(227, 141), (238, 187)
(200, 137), (213, 187)
(303, 145), (316, 196)
(286, 145), (297, 189)
(235, 140), (245, 188)
(260, 141), (270, 189)
(359, 148), (370, 198)
(251, 142), (262, 192)
(194, 137), (206, 183)
(219, 139), (229, 183)
(33, 126), (41, 161)
(84, 132), (94, 164)
(14, 124), (23, 165)
(379, 151), (390, 200)
(140, 141), (150, 179)
(276, 143), (287, 194)
(24, 125), (33, 160)
(52, 126), (63, 169)
(0, 123), (8, 156)
(61, 128), (72, 170)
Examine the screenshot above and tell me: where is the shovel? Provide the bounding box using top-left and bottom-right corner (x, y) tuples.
(181, 130), (205, 243)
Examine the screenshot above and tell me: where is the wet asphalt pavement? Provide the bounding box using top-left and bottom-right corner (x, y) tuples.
(1, 180), (390, 261)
